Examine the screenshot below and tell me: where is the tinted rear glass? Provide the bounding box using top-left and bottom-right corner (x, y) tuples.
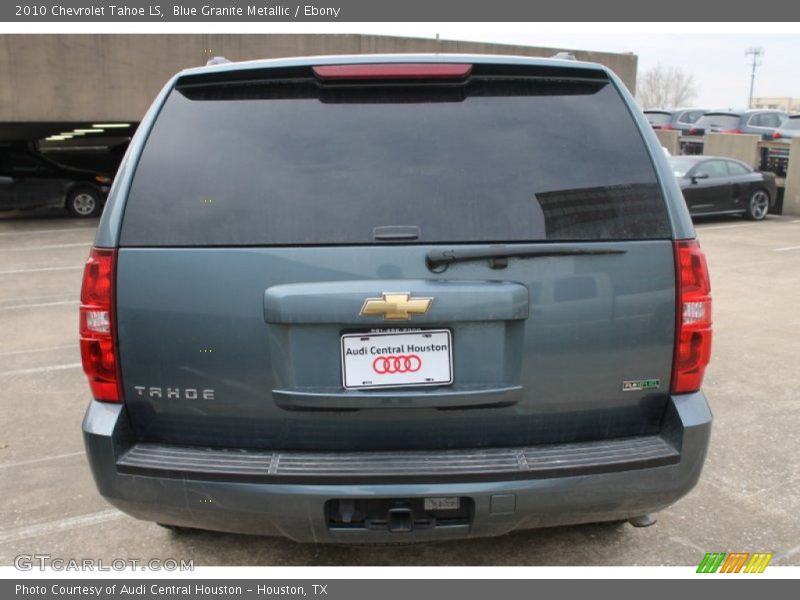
(695, 114), (741, 129)
(121, 71), (670, 246)
(679, 110), (705, 124)
(645, 112), (672, 125)
(781, 118), (800, 131)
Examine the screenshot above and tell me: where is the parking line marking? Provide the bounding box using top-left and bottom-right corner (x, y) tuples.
(0, 451), (85, 469)
(0, 266), (83, 275)
(0, 300), (79, 311)
(0, 242), (90, 251)
(774, 246), (800, 252)
(696, 224), (748, 231)
(0, 510), (124, 544)
(0, 363), (82, 377)
(0, 227), (96, 237)
(0, 344), (75, 357)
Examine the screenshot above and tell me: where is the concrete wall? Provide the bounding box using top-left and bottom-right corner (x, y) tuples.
(703, 133), (761, 168)
(655, 130), (680, 156)
(0, 34), (637, 123)
(783, 138), (800, 217)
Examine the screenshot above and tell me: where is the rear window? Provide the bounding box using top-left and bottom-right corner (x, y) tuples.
(668, 157), (697, 177)
(678, 110), (705, 124)
(695, 113), (741, 129)
(644, 111), (672, 126)
(120, 69), (670, 246)
(780, 117), (800, 131)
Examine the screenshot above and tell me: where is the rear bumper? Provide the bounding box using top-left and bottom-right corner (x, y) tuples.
(82, 393), (711, 543)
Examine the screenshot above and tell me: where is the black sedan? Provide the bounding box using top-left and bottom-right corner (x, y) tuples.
(669, 156), (776, 220)
(0, 147), (112, 218)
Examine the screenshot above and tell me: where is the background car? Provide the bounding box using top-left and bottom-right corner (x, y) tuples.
(766, 114), (800, 175)
(644, 108), (708, 134)
(772, 114), (800, 142)
(689, 109), (788, 140)
(669, 155), (776, 220)
(0, 145), (111, 217)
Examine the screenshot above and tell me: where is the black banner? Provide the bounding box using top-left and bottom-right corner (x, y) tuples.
(4, 0), (800, 22)
(4, 579), (799, 600)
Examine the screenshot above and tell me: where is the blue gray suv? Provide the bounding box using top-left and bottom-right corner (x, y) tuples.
(80, 54), (713, 543)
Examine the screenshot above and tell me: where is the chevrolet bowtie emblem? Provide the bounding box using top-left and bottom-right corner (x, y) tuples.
(360, 293), (434, 321)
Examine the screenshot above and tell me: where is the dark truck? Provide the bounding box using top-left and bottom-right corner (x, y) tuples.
(81, 55), (713, 543)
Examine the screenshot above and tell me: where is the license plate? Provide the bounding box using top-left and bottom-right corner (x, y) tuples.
(341, 329), (453, 390)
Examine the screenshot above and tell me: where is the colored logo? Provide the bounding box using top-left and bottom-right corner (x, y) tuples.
(622, 379), (660, 391)
(373, 355), (422, 374)
(697, 552), (773, 573)
(360, 293), (433, 320)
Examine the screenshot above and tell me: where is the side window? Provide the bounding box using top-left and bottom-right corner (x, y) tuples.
(749, 113), (780, 128)
(689, 111), (705, 123)
(694, 160), (729, 179)
(726, 161), (750, 176)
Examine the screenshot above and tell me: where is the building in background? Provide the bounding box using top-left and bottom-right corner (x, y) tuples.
(0, 34), (637, 172)
(752, 97), (800, 113)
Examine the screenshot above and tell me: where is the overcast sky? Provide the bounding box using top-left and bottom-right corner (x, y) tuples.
(352, 26), (799, 109)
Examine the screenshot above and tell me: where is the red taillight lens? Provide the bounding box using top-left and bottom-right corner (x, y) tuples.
(722, 128), (743, 134)
(773, 132), (782, 139)
(672, 240), (713, 394)
(689, 127), (698, 135)
(663, 124), (675, 131)
(80, 248), (121, 402)
(313, 63), (472, 80)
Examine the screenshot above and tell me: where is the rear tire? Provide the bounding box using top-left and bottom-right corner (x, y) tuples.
(745, 189), (770, 221)
(66, 187), (102, 218)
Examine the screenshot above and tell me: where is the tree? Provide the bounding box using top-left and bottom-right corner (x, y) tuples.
(637, 64), (697, 108)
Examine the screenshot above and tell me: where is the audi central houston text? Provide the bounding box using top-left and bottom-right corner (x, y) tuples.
(81, 54), (713, 542)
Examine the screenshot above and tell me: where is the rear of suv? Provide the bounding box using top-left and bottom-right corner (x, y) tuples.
(81, 54), (713, 543)
(690, 108), (788, 139)
(644, 108), (708, 134)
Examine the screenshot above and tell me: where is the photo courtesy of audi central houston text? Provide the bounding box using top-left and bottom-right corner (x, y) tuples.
(77, 53), (715, 543)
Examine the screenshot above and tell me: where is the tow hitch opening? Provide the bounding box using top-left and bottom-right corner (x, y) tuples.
(326, 498), (472, 533)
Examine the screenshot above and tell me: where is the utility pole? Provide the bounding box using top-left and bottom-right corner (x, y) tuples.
(745, 47), (764, 109)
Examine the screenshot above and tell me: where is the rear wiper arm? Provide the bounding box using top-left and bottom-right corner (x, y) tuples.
(426, 245), (627, 271)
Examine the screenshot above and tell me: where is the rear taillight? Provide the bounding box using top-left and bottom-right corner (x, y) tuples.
(689, 127), (698, 135)
(671, 240), (712, 394)
(80, 248), (121, 402)
(773, 132), (782, 139)
(722, 128), (743, 134)
(662, 124), (675, 131)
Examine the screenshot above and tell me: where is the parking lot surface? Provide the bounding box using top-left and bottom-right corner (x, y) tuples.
(0, 210), (798, 566)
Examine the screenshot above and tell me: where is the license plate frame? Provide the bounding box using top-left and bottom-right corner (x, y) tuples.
(340, 329), (453, 390)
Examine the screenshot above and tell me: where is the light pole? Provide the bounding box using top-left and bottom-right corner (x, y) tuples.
(745, 47), (764, 109)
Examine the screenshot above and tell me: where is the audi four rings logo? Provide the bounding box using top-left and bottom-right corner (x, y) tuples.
(372, 354), (422, 374)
